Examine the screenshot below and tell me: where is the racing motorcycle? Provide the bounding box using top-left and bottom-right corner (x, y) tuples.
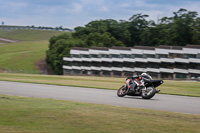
(117, 75), (163, 99)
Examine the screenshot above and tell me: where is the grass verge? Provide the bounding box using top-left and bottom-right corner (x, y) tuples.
(0, 73), (200, 97)
(0, 94), (200, 133)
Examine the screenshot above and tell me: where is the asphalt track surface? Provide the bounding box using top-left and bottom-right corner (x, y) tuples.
(0, 81), (200, 114)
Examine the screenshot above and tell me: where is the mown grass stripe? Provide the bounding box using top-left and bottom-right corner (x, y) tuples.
(0, 94), (200, 133)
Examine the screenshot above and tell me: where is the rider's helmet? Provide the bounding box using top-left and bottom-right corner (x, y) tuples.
(141, 73), (152, 79)
(141, 73), (147, 75)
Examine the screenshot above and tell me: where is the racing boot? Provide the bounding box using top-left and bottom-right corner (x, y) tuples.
(156, 89), (160, 93)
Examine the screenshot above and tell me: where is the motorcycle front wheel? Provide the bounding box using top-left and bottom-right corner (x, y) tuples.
(117, 85), (129, 97)
(141, 86), (156, 99)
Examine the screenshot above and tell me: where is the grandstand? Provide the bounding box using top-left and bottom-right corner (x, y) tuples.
(63, 45), (200, 79)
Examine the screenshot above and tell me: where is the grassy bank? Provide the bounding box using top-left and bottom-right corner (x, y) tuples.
(0, 73), (200, 97)
(0, 41), (48, 70)
(0, 29), (64, 41)
(0, 94), (199, 133)
(0, 29), (66, 71)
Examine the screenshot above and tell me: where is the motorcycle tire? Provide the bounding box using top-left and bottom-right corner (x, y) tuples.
(117, 85), (129, 97)
(141, 86), (156, 99)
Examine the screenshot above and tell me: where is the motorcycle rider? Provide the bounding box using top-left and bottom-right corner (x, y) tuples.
(128, 73), (152, 92)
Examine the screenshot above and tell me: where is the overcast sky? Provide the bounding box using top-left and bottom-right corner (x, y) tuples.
(0, 0), (200, 29)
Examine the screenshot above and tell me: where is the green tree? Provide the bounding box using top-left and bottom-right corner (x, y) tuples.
(171, 9), (198, 45)
(46, 8), (200, 75)
(85, 32), (124, 47)
(49, 33), (72, 50)
(108, 20), (132, 46)
(156, 8), (199, 46)
(128, 13), (153, 46)
(46, 35), (85, 74)
(192, 17), (200, 44)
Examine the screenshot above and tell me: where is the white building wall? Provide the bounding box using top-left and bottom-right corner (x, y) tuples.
(155, 48), (169, 54)
(64, 46), (200, 79)
(131, 49), (143, 54)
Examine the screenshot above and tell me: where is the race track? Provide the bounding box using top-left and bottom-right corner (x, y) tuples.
(0, 81), (200, 114)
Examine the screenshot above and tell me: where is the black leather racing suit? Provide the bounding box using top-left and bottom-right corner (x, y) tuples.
(129, 75), (151, 92)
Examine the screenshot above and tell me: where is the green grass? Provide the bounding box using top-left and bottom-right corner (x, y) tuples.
(0, 41), (48, 70)
(158, 80), (200, 97)
(0, 94), (199, 133)
(0, 40), (6, 43)
(0, 73), (200, 97)
(0, 29), (67, 70)
(0, 29), (64, 41)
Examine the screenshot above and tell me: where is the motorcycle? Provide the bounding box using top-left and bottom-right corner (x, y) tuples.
(117, 76), (163, 99)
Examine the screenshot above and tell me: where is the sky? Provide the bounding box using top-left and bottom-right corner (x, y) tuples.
(0, 0), (200, 29)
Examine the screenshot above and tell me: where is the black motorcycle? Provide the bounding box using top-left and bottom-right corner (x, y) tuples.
(117, 76), (163, 99)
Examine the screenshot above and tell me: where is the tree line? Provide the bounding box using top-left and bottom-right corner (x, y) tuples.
(46, 8), (200, 74)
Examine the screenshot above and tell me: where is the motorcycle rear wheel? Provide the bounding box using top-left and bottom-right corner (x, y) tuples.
(141, 86), (156, 99)
(117, 85), (129, 97)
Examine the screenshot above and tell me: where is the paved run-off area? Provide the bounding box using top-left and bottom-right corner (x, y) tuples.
(0, 81), (200, 114)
